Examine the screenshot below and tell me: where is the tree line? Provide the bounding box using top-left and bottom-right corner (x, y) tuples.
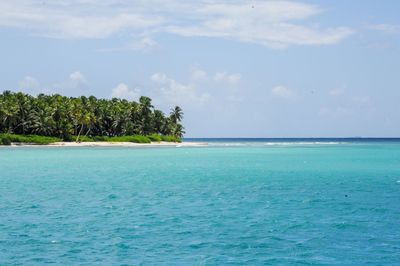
(0, 91), (184, 141)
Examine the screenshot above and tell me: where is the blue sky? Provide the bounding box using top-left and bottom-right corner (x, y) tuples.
(1, 0), (399, 137)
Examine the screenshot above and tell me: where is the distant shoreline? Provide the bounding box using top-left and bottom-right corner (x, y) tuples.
(2, 141), (208, 148)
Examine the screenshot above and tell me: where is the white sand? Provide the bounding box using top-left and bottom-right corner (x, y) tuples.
(7, 141), (207, 147)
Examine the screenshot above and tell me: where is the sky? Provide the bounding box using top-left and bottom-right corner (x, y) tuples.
(0, 0), (399, 137)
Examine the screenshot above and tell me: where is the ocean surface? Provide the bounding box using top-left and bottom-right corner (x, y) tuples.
(1, 139), (400, 265)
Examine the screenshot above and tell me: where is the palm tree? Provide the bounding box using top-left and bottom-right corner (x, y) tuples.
(153, 110), (166, 134)
(27, 107), (55, 136)
(14, 92), (32, 134)
(139, 96), (154, 135)
(76, 112), (96, 142)
(170, 106), (183, 124)
(172, 123), (185, 138)
(1, 91), (20, 133)
(168, 106), (184, 138)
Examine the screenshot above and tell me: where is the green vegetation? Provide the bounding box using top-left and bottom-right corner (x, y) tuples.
(0, 133), (181, 145)
(0, 133), (60, 145)
(0, 135), (11, 145)
(161, 135), (182, 143)
(107, 135), (151, 143)
(0, 91), (184, 145)
(148, 133), (162, 142)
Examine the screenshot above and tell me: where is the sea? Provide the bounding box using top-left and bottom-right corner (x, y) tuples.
(1, 138), (400, 265)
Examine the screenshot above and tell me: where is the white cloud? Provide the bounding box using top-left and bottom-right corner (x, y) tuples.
(18, 73), (89, 95)
(111, 83), (140, 100)
(0, 1), (353, 48)
(0, 1), (163, 39)
(151, 73), (170, 84)
(69, 71), (88, 87)
(214, 72), (241, 85)
(129, 37), (159, 51)
(98, 36), (160, 52)
(163, 1), (353, 48)
(367, 24), (400, 34)
(151, 73), (209, 106)
(191, 68), (208, 81)
(19, 76), (39, 90)
(329, 88), (344, 96)
(271, 85), (294, 98)
(48, 71), (89, 94)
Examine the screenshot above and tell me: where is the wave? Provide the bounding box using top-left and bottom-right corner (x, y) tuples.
(263, 141), (343, 146)
(207, 141), (345, 147)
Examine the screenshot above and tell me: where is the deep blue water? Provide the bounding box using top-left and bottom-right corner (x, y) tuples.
(1, 139), (400, 265)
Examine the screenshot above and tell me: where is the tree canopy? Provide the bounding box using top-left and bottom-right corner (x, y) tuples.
(0, 91), (184, 141)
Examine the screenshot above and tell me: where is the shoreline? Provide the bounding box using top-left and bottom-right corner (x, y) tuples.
(3, 141), (208, 147)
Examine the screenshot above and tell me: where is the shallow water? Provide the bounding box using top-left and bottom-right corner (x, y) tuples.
(1, 141), (400, 265)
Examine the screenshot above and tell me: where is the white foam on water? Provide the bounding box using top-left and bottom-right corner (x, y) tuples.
(208, 141), (344, 147)
(209, 143), (248, 147)
(263, 142), (342, 146)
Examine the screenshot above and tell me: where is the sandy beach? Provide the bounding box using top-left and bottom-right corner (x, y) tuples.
(6, 141), (207, 147)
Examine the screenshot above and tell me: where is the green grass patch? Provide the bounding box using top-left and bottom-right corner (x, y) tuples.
(107, 135), (151, 143)
(0, 133), (180, 145)
(0, 133), (60, 145)
(75, 135), (95, 142)
(92, 136), (109, 142)
(148, 134), (162, 142)
(161, 135), (182, 143)
(1, 136), (11, 145)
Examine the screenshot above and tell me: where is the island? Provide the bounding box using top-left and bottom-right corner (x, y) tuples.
(0, 91), (186, 146)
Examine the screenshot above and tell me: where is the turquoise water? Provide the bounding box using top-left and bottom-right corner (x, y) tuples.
(1, 141), (400, 265)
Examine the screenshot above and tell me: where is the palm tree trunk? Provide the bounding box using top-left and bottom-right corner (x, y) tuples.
(76, 124), (84, 142)
(84, 128), (91, 137)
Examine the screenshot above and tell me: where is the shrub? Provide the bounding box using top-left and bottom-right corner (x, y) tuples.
(62, 134), (73, 142)
(161, 135), (181, 143)
(93, 136), (108, 142)
(0, 134), (59, 145)
(148, 134), (162, 142)
(107, 135), (151, 143)
(24, 135), (60, 144)
(1, 136), (11, 145)
(76, 136), (95, 142)
(132, 135), (151, 143)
